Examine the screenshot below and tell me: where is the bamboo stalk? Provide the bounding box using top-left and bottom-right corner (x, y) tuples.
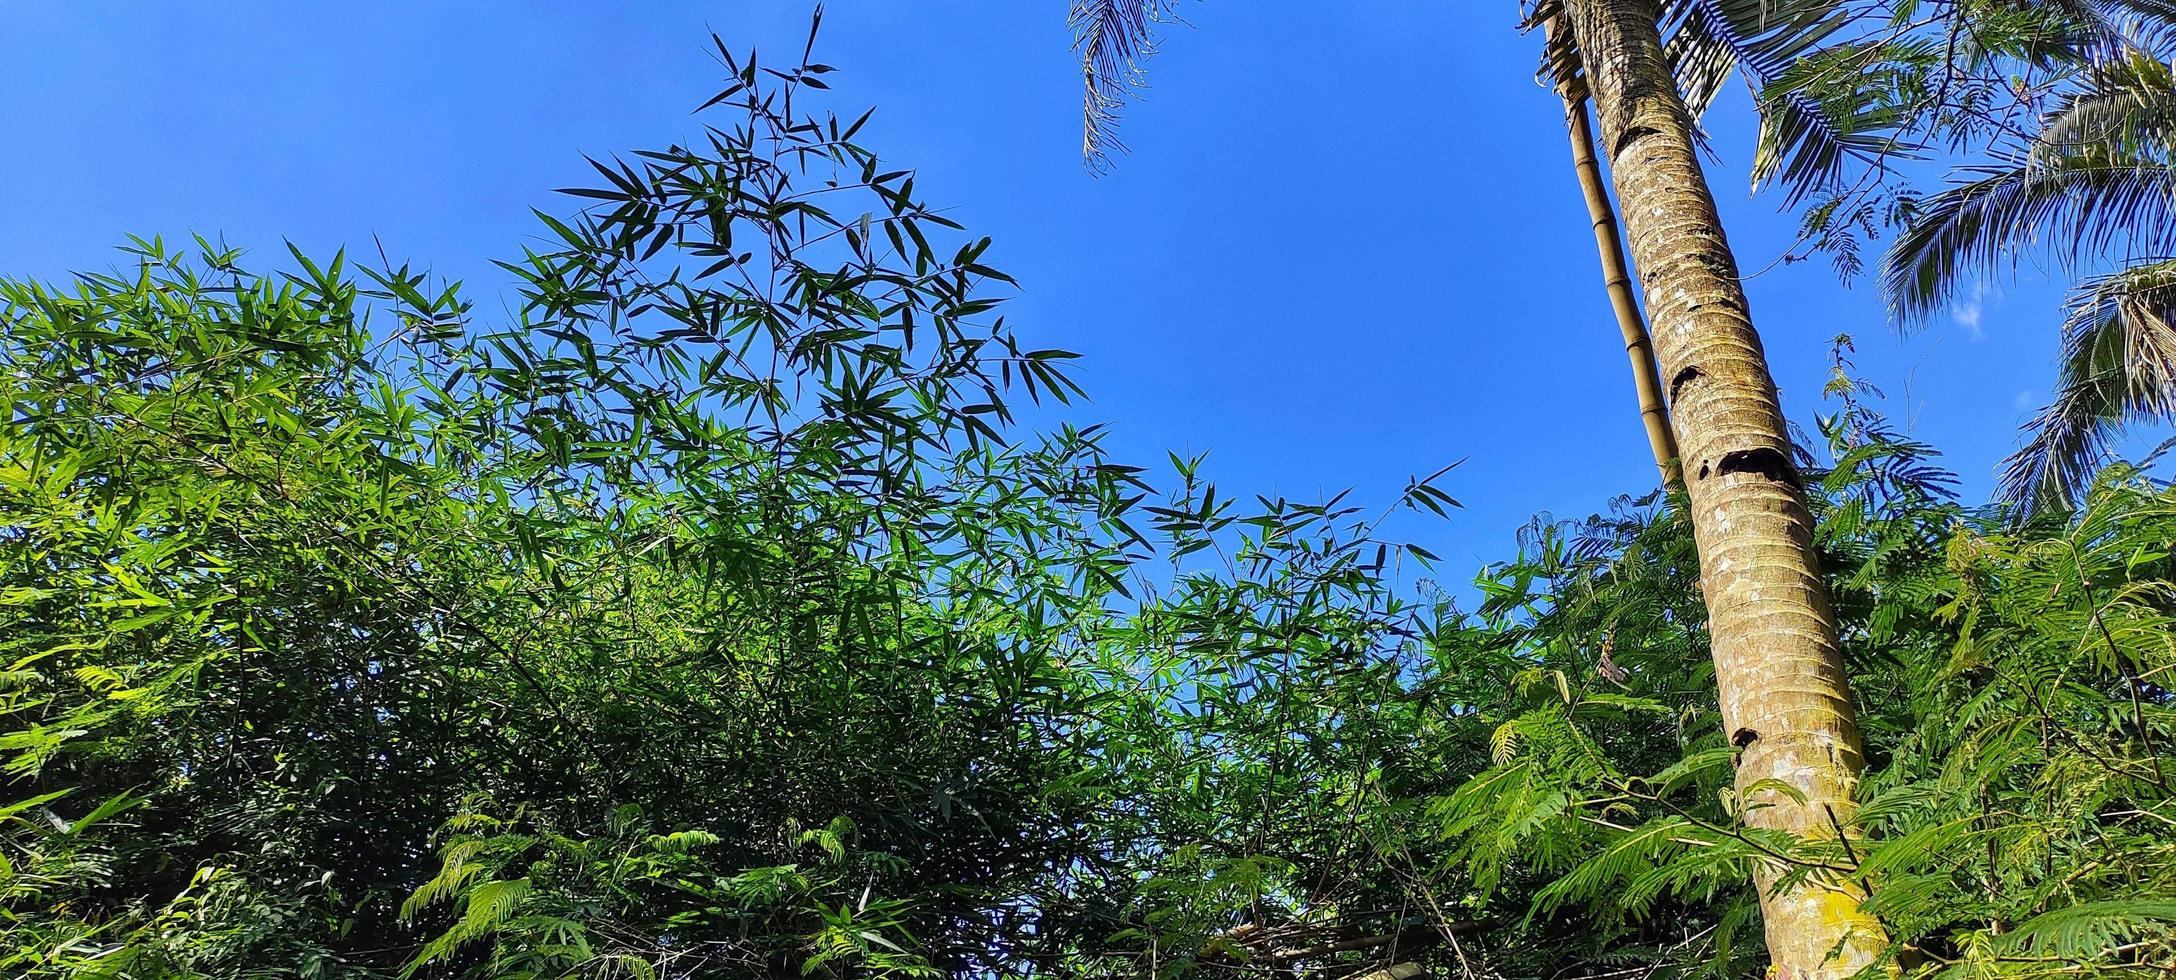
(1547, 14), (1682, 487)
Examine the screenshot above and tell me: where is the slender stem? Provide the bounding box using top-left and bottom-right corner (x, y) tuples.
(1547, 16), (1683, 488)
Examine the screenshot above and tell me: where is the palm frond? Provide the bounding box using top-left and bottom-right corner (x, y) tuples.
(1880, 158), (2176, 323)
(2112, 0), (2176, 47)
(2000, 258), (2176, 511)
(2035, 50), (2176, 163)
(1662, 0), (1850, 118)
(1753, 38), (1931, 203)
(1527, 0), (1585, 94)
(1661, 0), (1897, 201)
(2030, 0), (2176, 56)
(1072, 0), (1180, 173)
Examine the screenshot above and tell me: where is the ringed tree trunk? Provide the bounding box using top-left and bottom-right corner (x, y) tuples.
(1545, 16), (1681, 487)
(1555, 0), (1888, 975)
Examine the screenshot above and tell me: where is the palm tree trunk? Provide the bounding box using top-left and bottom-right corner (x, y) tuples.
(1547, 17), (1681, 486)
(1555, 0), (1888, 975)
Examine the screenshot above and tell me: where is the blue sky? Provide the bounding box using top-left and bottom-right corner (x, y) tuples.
(0, 1), (2118, 572)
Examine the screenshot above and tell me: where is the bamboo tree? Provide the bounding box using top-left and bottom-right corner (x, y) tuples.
(1545, 15), (1682, 486)
(1556, 0), (1888, 974)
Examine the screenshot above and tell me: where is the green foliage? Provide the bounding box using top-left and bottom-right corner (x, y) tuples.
(392, 804), (933, 979)
(0, 28), (1146, 977)
(15, 218), (2176, 980)
(10, 16), (2176, 980)
(1688, 0), (2176, 507)
(1431, 349), (2176, 978)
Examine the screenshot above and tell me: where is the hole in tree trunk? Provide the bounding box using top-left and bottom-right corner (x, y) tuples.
(1715, 448), (1798, 487)
(1612, 124), (1662, 157)
(1669, 366), (1703, 401)
(1732, 727), (1760, 748)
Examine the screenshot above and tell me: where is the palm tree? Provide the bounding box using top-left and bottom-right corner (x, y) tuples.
(1554, 1), (1888, 974)
(1528, 0), (1878, 482)
(1068, 2), (1891, 975)
(1880, 50), (2176, 510)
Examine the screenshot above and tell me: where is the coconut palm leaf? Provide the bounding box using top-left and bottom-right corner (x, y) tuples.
(1661, 0), (1853, 119)
(1528, 0), (1584, 92)
(1753, 36), (1934, 202)
(1532, 0), (1887, 200)
(2120, 0), (2176, 43)
(2036, 48), (2176, 159)
(1721, 0), (2176, 205)
(2023, 0), (2176, 55)
(1882, 48), (2176, 509)
(1072, 0), (1179, 173)
(1881, 156), (2176, 323)
(1660, 0), (1903, 200)
(2002, 258), (2176, 510)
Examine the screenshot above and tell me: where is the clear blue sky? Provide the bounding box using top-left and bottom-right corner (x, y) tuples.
(0, 2), (2115, 571)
